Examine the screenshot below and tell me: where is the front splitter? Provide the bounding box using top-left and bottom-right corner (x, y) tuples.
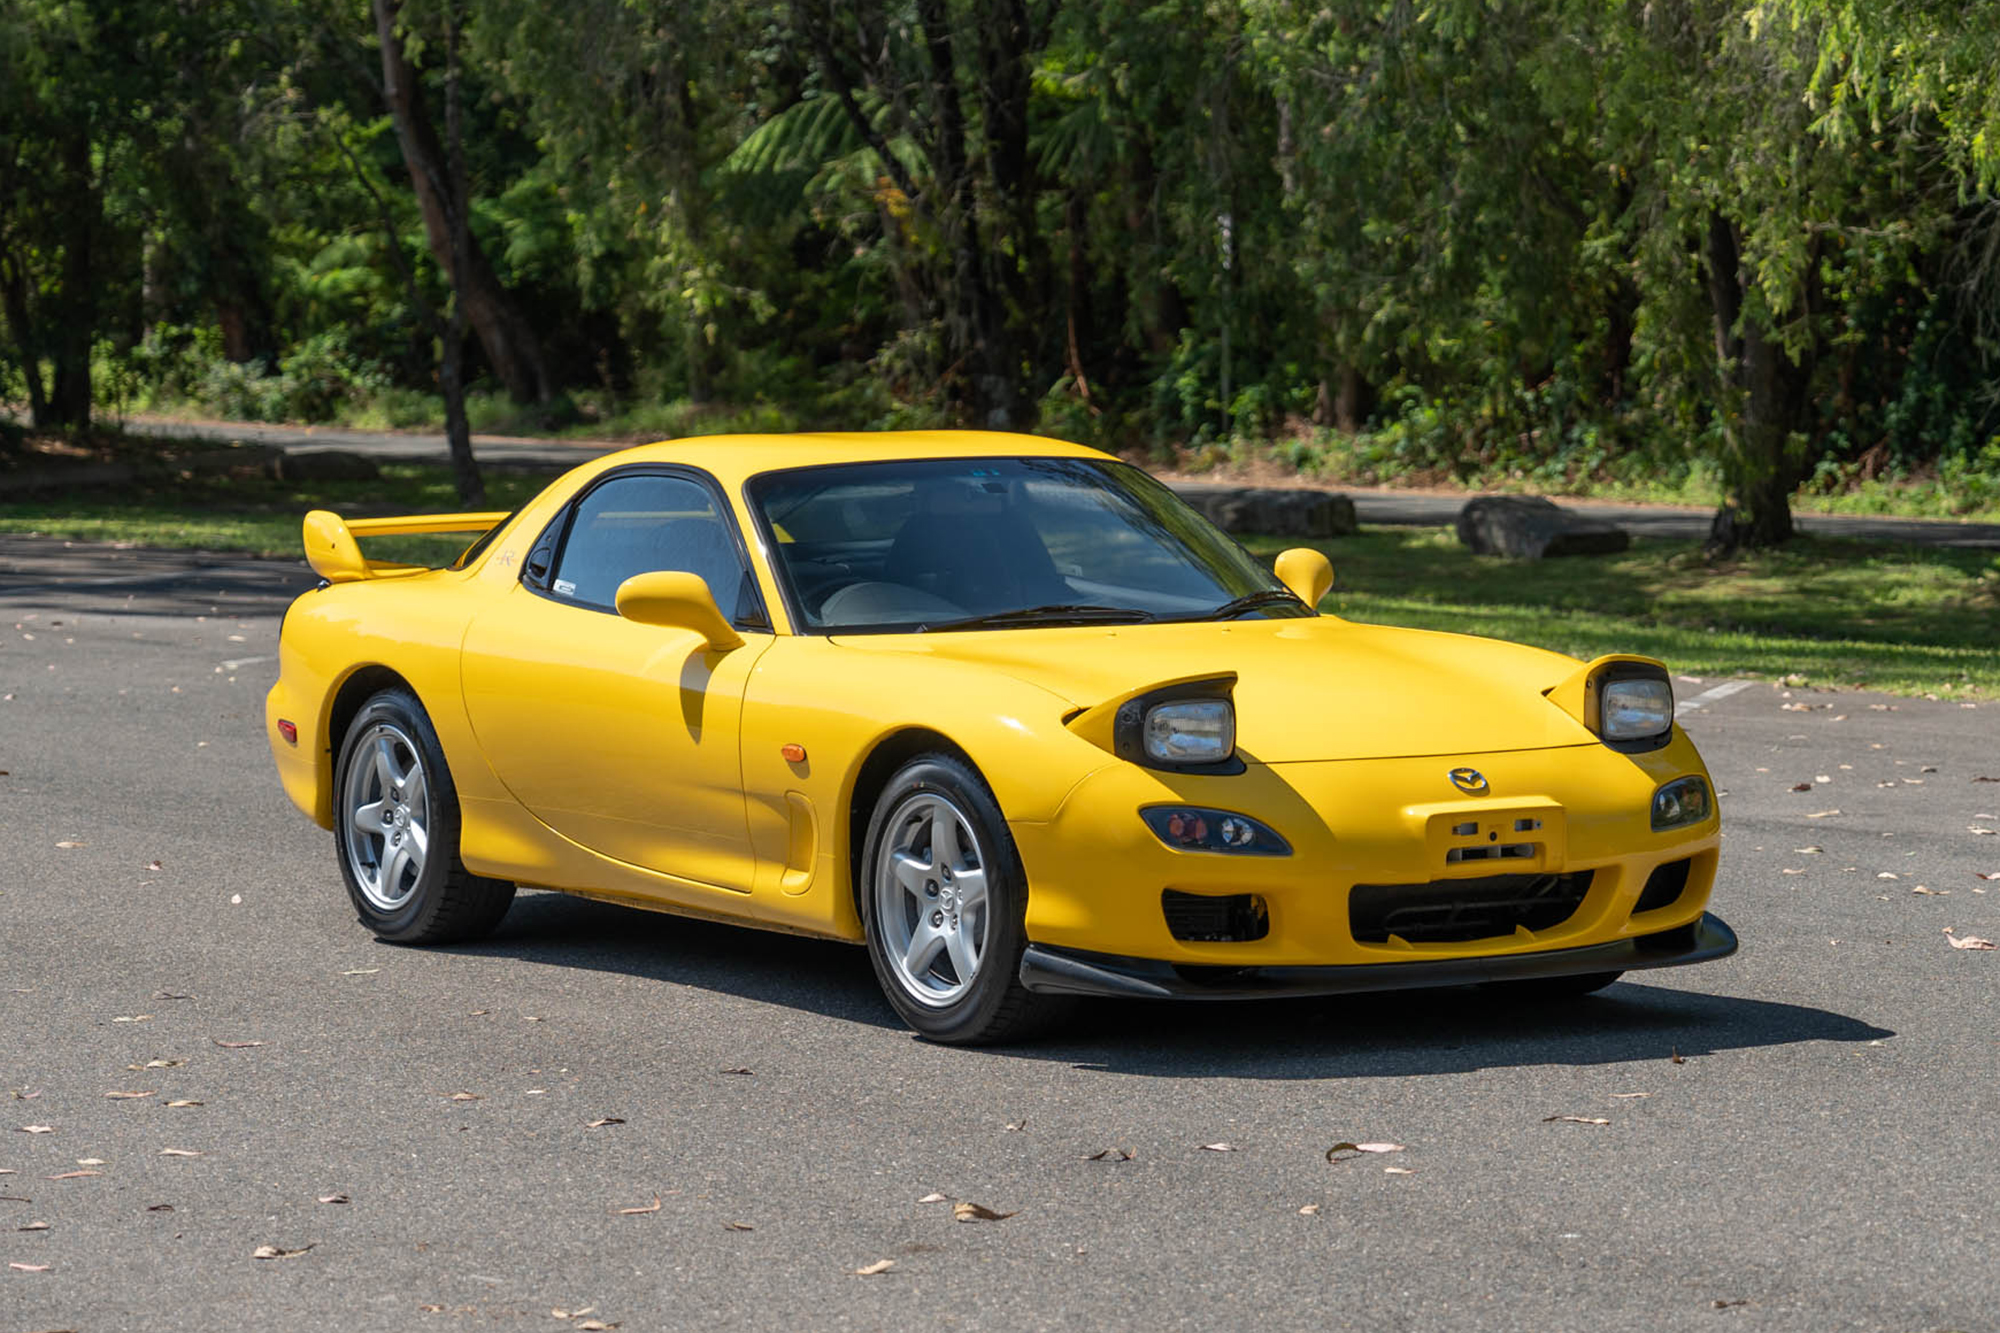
(1018, 913), (1738, 1000)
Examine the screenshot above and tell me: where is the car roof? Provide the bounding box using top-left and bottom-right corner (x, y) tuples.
(598, 430), (1116, 489)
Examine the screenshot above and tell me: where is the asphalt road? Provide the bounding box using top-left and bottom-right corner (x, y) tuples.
(4, 537), (1999, 1332)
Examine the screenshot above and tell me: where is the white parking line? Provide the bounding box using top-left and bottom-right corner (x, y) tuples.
(1675, 678), (1756, 717)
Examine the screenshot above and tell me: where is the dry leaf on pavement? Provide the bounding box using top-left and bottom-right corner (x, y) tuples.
(1084, 1147), (1135, 1161)
(1945, 929), (1996, 950)
(104, 1091), (154, 1100)
(855, 1259), (896, 1276)
(158, 1148), (202, 1157)
(1325, 1141), (1404, 1161)
(8, 1261), (50, 1272)
(615, 1197), (661, 1216)
(212, 1040), (264, 1049)
(953, 1201), (1015, 1222)
(1198, 1142), (1238, 1152)
(17, 1221), (49, 1231)
(16, 1126), (54, 1134)
(916, 1192), (950, 1203)
(722, 1221), (754, 1231)
(317, 1193), (350, 1205)
(585, 1117), (625, 1129)
(251, 1244), (313, 1260)
(46, 1169), (99, 1180)
(1543, 1116), (1611, 1126)
(165, 1100), (203, 1108)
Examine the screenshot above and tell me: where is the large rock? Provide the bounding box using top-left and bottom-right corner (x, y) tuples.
(1174, 486), (1359, 538)
(1456, 495), (1630, 559)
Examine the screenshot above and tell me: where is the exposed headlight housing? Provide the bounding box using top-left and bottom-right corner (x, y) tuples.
(1143, 700), (1234, 765)
(1592, 663), (1674, 751)
(1651, 776), (1713, 831)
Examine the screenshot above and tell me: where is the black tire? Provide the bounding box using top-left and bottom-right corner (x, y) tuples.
(859, 754), (1070, 1044)
(1486, 970), (1624, 1000)
(333, 687), (514, 944)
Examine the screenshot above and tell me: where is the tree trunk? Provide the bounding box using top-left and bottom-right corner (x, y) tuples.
(0, 251), (51, 426)
(1703, 212), (1801, 550)
(46, 132), (96, 429)
(373, 0), (551, 407)
(439, 314), (485, 507)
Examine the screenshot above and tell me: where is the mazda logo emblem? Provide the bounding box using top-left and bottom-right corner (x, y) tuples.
(1448, 767), (1489, 794)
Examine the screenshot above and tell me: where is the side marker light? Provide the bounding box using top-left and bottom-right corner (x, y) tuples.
(780, 743), (807, 763)
(277, 719), (298, 746)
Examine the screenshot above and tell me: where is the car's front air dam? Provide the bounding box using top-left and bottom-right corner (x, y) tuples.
(1017, 912), (1737, 1000)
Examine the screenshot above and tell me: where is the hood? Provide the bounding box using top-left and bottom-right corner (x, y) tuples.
(830, 616), (1600, 762)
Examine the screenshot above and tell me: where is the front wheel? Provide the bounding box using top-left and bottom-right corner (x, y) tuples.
(335, 687), (514, 944)
(860, 755), (1068, 1044)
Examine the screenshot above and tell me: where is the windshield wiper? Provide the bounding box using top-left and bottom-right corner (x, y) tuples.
(1198, 589), (1306, 620)
(917, 603), (1158, 632)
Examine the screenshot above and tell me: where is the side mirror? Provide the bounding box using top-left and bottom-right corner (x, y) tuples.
(614, 570), (745, 651)
(1273, 547), (1334, 611)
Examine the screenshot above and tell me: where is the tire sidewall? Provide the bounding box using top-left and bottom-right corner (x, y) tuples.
(334, 688), (462, 942)
(860, 755), (1033, 1042)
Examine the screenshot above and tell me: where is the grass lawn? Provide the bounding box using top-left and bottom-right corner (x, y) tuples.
(1245, 529), (2000, 700)
(4, 455), (1995, 700)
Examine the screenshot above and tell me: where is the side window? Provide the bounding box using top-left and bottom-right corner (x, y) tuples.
(546, 474), (757, 621)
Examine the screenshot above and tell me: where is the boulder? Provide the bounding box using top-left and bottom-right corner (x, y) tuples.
(1175, 486), (1359, 539)
(278, 449), (382, 482)
(1456, 495), (1630, 559)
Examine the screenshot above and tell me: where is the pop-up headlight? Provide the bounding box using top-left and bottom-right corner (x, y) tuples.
(1602, 676), (1673, 740)
(1143, 700), (1235, 765)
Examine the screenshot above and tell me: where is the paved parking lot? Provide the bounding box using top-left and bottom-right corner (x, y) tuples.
(3, 536), (1997, 1331)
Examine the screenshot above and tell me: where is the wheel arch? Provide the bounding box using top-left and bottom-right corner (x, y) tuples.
(326, 666), (419, 788)
(845, 727), (979, 923)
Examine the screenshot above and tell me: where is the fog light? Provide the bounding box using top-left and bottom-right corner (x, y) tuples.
(1141, 806), (1289, 856)
(1651, 776), (1712, 831)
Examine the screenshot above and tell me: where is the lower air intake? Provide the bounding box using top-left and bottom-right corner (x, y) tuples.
(1162, 890), (1270, 943)
(1349, 871), (1595, 944)
(1634, 858), (1692, 913)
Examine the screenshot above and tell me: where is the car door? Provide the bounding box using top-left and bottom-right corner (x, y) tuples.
(459, 468), (772, 892)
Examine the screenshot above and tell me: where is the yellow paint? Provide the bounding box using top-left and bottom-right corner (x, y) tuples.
(269, 430), (1723, 971)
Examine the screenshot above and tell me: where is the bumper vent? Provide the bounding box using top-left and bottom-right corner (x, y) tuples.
(1634, 858), (1692, 914)
(1162, 890), (1270, 943)
(1350, 871), (1594, 944)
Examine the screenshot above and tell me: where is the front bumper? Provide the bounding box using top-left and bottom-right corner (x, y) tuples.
(1019, 912), (1737, 1000)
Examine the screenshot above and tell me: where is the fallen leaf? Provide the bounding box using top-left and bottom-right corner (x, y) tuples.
(1713, 1298), (1748, 1310)
(1543, 1115), (1611, 1126)
(720, 1067), (753, 1076)
(1789, 782), (1812, 792)
(1084, 1147), (1135, 1161)
(722, 1221), (754, 1231)
(917, 1192), (951, 1203)
(112, 1015), (152, 1023)
(212, 1040), (263, 1049)
(158, 1148), (202, 1157)
(854, 1259), (896, 1276)
(1972, 827), (1997, 837)
(1814, 775), (1832, 784)
(1911, 886), (1945, 896)
(251, 1244), (313, 1260)
(104, 1091), (154, 1100)
(16, 1126), (54, 1135)
(1325, 1141), (1404, 1161)
(154, 991), (192, 1000)
(17, 1221), (49, 1231)
(45, 1170), (99, 1179)
(1005, 1118), (1027, 1132)
(1794, 846), (1823, 854)
(74, 1159), (104, 1167)
(147, 1204), (174, 1212)
(133, 1060), (183, 1070)
(447, 1092), (481, 1102)
(340, 968), (380, 976)
(1804, 809), (1842, 819)
(1978, 873), (2000, 881)
(1945, 929), (1996, 950)
(1298, 1203), (1321, 1215)
(55, 841), (84, 849)
(317, 1193), (350, 1205)
(1384, 1166), (1416, 1175)
(1877, 872), (1900, 880)
(8, 1262), (49, 1272)
(1611, 1092), (1653, 1099)
(575, 1322), (617, 1332)
(145, 860), (163, 871)
(953, 1201), (1015, 1222)
(1781, 868), (1806, 876)
(165, 1100), (203, 1108)
(1974, 776), (1998, 783)
(615, 1197), (661, 1215)
(585, 1118), (625, 1129)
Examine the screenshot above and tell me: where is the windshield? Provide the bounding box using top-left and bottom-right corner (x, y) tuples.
(746, 457), (1306, 633)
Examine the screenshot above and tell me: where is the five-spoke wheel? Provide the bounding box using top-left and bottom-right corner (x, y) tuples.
(860, 754), (1066, 1043)
(334, 688), (514, 944)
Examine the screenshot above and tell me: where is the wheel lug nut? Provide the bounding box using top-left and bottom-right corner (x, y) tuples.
(930, 910), (944, 927)
(925, 880), (938, 897)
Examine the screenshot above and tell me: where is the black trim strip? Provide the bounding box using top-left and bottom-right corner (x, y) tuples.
(1017, 913), (1738, 1000)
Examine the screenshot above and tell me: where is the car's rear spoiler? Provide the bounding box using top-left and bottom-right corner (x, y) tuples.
(302, 509), (511, 584)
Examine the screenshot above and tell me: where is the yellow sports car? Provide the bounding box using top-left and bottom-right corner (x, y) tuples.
(266, 430), (1732, 1043)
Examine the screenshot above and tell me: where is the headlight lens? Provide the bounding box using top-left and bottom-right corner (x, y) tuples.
(1651, 776), (1712, 831)
(1602, 677), (1673, 740)
(1143, 699), (1235, 764)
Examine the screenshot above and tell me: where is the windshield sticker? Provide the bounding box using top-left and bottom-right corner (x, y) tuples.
(553, 578), (576, 597)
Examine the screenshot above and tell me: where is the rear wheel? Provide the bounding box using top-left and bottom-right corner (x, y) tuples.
(335, 688), (514, 944)
(861, 755), (1068, 1044)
